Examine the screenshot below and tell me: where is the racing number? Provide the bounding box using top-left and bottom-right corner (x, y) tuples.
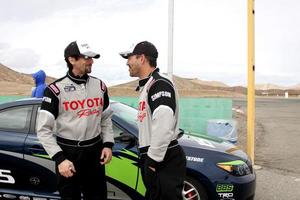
(0, 169), (15, 184)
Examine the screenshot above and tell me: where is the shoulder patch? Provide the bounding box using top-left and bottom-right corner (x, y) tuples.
(48, 83), (60, 96)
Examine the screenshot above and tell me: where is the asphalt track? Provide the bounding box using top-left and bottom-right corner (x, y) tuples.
(233, 97), (300, 200)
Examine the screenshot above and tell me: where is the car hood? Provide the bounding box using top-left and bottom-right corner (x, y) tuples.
(178, 133), (249, 161)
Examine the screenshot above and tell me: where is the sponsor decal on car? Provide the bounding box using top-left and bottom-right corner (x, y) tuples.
(105, 149), (146, 196)
(186, 156), (204, 163)
(33, 153), (51, 159)
(216, 184), (234, 192)
(0, 169), (15, 184)
(218, 192), (234, 199)
(216, 182), (235, 199)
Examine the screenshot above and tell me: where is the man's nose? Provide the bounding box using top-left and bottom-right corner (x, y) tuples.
(88, 58), (94, 64)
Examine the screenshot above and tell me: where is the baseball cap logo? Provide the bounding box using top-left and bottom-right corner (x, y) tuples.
(80, 43), (90, 50)
(64, 41), (100, 59)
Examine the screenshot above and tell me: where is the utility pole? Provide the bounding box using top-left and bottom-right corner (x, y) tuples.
(247, 0), (255, 164)
(168, 0), (174, 79)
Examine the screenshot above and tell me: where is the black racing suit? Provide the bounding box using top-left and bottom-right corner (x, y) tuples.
(137, 68), (186, 200)
(37, 71), (114, 200)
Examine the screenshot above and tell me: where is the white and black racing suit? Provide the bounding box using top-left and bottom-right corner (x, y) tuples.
(37, 71), (114, 200)
(138, 68), (186, 200)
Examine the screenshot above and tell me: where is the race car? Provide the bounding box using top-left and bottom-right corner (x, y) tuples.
(0, 98), (255, 200)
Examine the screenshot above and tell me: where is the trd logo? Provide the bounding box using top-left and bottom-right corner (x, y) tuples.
(218, 192), (234, 199)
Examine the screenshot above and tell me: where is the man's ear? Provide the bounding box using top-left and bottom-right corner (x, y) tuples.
(68, 57), (76, 65)
(140, 54), (146, 63)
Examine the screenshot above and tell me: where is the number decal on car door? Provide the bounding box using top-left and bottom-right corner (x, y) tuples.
(0, 169), (15, 184)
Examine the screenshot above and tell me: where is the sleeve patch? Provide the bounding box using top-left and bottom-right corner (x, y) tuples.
(147, 80), (176, 115)
(151, 91), (172, 102)
(49, 84), (60, 96)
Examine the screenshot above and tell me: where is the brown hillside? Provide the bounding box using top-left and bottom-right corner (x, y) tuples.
(190, 78), (229, 87)
(256, 83), (300, 90)
(109, 74), (245, 97)
(0, 63), (56, 95)
(290, 84), (300, 90)
(2, 64), (299, 97)
(256, 83), (287, 90)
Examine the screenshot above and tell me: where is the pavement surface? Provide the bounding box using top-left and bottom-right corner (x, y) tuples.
(233, 97), (300, 200)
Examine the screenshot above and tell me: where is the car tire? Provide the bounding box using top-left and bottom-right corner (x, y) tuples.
(183, 176), (208, 200)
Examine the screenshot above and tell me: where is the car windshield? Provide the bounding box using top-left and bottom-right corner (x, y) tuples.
(111, 102), (138, 127)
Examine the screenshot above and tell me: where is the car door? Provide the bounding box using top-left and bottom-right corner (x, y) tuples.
(0, 104), (33, 191)
(106, 123), (145, 200)
(23, 104), (58, 195)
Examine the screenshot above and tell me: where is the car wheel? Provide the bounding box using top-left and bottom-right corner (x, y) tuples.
(182, 176), (208, 200)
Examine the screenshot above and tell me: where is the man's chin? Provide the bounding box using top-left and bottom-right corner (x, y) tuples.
(129, 71), (137, 77)
(85, 67), (92, 74)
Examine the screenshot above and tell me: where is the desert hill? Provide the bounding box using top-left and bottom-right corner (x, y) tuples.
(109, 74), (245, 97)
(256, 83), (300, 90)
(1, 63), (243, 97)
(293, 84), (300, 90)
(189, 78), (229, 87)
(1, 63), (299, 97)
(256, 83), (287, 90)
(108, 75), (300, 97)
(0, 63), (56, 95)
(255, 83), (300, 96)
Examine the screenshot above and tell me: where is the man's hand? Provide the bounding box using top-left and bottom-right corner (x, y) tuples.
(100, 147), (112, 165)
(58, 159), (76, 178)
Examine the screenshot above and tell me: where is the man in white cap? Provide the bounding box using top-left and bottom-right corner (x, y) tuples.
(37, 41), (114, 200)
(120, 41), (186, 200)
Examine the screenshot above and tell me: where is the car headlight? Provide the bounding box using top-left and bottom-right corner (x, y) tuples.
(217, 160), (251, 176)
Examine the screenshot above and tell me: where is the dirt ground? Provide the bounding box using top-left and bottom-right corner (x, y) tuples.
(233, 109), (265, 154)
(233, 97), (300, 173)
(233, 97), (300, 200)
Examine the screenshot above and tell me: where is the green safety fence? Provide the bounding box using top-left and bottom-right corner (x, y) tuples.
(1, 96), (232, 135)
(111, 97), (232, 135)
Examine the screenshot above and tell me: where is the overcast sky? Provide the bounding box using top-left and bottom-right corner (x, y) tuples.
(0, 0), (299, 87)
